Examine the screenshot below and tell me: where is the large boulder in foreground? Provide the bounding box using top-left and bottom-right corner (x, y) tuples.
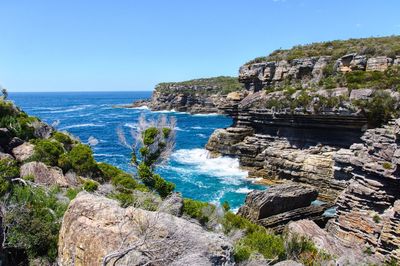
(238, 184), (318, 221)
(58, 192), (233, 266)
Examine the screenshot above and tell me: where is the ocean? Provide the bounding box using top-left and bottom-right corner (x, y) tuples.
(9, 91), (265, 210)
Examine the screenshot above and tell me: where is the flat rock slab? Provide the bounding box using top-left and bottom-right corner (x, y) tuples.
(238, 183), (318, 221)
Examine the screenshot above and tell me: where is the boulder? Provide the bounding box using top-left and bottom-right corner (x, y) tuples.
(0, 152), (14, 161)
(58, 192), (234, 266)
(32, 121), (53, 139)
(20, 161), (70, 187)
(0, 128), (12, 148)
(366, 56), (393, 72)
(12, 142), (34, 161)
(238, 184), (318, 221)
(7, 137), (24, 150)
(349, 88), (374, 100)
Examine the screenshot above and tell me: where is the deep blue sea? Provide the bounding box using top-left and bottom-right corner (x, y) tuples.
(9, 91), (265, 210)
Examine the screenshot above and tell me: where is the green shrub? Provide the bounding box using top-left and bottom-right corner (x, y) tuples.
(67, 144), (99, 177)
(83, 179), (99, 192)
(111, 173), (139, 190)
(65, 187), (81, 200)
(182, 198), (215, 225)
(373, 214), (381, 223)
(110, 192), (136, 207)
(353, 91), (398, 127)
(0, 159), (20, 196)
(383, 162), (393, 170)
(137, 163), (174, 198)
(4, 185), (68, 262)
(233, 244), (252, 262)
(235, 231), (286, 262)
(142, 127), (159, 145)
(52, 132), (74, 150)
(30, 139), (64, 166)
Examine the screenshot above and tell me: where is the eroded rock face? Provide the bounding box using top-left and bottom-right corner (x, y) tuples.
(12, 142), (35, 161)
(328, 118), (400, 261)
(20, 161), (72, 187)
(58, 192), (234, 266)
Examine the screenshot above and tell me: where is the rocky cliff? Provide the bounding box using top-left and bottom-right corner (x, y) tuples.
(127, 76), (246, 114)
(207, 38), (400, 202)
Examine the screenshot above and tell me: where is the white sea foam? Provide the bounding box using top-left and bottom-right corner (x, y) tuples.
(192, 113), (220, 117)
(235, 187), (253, 194)
(124, 123), (138, 129)
(191, 126), (207, 130)
(171, 148), (248, 185)
(60, 123), (104, 130)
(196, 133), (207, 138)
(131, 106), (149, 110)
(153, 109), (189, 114)
(49, 105), (94, 113)
(175, 127), (189, 132)
(94, 153), (125, 157)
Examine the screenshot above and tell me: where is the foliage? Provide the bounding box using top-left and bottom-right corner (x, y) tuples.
(353, 90), (398, 127)
(156, 76), (243, 95)
(383, 162), (393, 170)
(234, 231), (286, 262)
(0, 159), (20, 196)
(64, 144), (99, 177)
(52, 131), (75, 150)
(285, 233), (331, 265)
(83, 179), (99, 192)
(110, 192), (136, 207)
(30, 139), (64, 166)
(65, 187), (81, 200)
(3, 185), (68, 262)
(120, 115), (176, 198)
(373, 214), (381, 223)
(246, 35), (400, 64)
(182, 198), (215, 225)
(0, 112), (37, 140)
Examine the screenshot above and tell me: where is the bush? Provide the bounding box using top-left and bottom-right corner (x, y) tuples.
(52, 132), (74, 150)
(0, 159), (20, 196)
(182, 198), (215, 225)
(110, 192), (136, 207)
(83, 179), (99, 192)
(222, 212), (264, 235)
(67, 144), (99, 177)
(383, 162), (393, 170)
(235, 231), (286, 262)
(137, 163), (174, 198)
(65, 187), (81, 200)
(30, 139), (64, 166)
(353, 91), (398, 127)
(4, 185), (68, 262)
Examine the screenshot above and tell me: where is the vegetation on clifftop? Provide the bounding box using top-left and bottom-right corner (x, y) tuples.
(246, 35), (400, 64)
(156, 76), (244, 95)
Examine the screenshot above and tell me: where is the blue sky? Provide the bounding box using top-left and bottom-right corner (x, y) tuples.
(1, 0), (399, 92)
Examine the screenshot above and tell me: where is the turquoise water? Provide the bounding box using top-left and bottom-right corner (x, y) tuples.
(9, 91), (265, 210)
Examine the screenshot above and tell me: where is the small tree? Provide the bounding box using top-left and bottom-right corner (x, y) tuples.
(1, 87), (8, 100)
(118, 114), (176, 198)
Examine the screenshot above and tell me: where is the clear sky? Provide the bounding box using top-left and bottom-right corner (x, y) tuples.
(1, 0), (399, 92)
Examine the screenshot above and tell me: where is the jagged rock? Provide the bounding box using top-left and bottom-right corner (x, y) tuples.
(7, 137), (24, 150)
(349, 88), (374, 100)
(20, 161), (71, 187)
(328, 119), (400, 261)
(32, 121), (53, 139)
(12, 142), (34, 161)
(366, 56), (393, 72)
(238, 184), (318, 221)
(58, 192), (234, 266)
(160, 192), (184, 216)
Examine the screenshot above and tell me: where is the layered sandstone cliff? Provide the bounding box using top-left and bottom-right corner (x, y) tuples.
(127, 76), (245, 114)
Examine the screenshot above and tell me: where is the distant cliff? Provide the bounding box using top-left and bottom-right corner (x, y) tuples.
(129, 76), (245, 114)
